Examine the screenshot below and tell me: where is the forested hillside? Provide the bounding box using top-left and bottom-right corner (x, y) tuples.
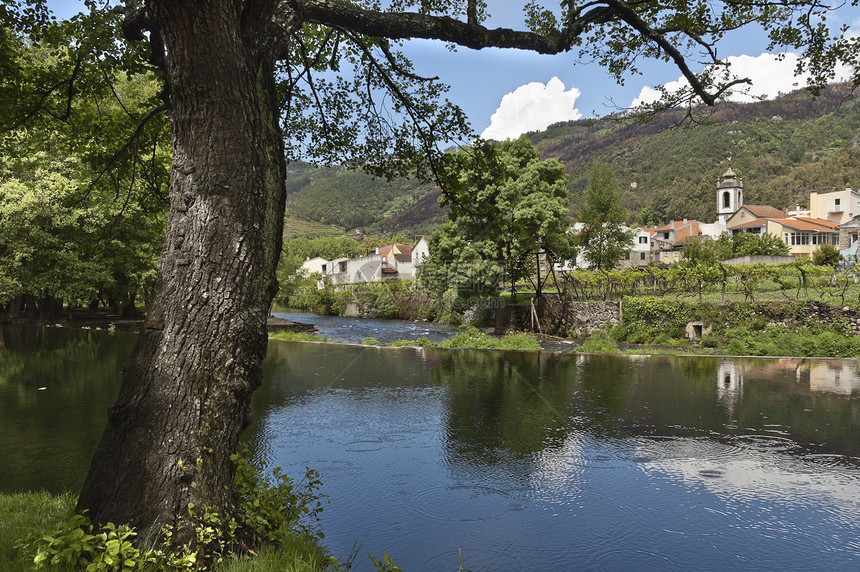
(285, 161), (436, 231)
(284, 84), (860, 234)
(541, 84), (860, 224)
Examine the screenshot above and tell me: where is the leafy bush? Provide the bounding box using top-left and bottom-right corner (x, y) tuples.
(439, 327), (540, 351)
(386, 337), (437, 348)
(21, 451), (330, 571)
(576, 331), (619, 353)
(812, 243), (842, 267)
(362, 337), (381, 345)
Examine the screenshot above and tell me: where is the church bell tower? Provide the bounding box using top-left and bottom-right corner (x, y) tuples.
(717, 167), (743, 225)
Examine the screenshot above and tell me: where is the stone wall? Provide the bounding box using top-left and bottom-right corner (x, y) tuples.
(500, 296), (621, 338)
(752, 301), (860, 334)
(497, 298), (860, 339)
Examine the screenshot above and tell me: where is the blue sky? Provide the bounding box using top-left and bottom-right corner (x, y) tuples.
(49, 1), (860, 140)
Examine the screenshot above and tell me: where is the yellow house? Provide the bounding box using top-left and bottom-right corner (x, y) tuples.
(729, 214), (839, 258)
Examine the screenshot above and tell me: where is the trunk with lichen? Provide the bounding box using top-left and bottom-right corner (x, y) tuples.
(77, 1), (285, 543)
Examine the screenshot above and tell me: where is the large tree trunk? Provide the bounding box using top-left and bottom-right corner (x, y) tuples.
(78, 1), (285, 543)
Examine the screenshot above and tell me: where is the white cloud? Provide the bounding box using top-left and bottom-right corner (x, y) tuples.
(481, 77), (582, 141)
(630, 52), (854, 108)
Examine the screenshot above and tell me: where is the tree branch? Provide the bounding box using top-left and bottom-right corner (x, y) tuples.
(290, 0), (581, 54)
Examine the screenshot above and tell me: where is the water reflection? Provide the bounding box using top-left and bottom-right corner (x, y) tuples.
(5, 328), (860, 570)
(252, 345), (860, 570)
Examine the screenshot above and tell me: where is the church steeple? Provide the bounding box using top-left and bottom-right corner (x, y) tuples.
(717, 167), (743, 224)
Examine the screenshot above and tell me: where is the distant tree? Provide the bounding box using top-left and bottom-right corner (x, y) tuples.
(428, 137), (574, 298)
(577, 163), (634, 269)
(682, 237), (725, 265)
(683, 232), (789, 264)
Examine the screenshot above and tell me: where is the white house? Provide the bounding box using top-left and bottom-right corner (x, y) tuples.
(323, 243), (416, 285)
(412, 236), (431, 267)
(809, 188), (860, 225)
(299, 256), (330, 277)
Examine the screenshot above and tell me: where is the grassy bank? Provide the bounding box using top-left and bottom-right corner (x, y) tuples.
(0, 492), (76, 572)
(0, 491), (340, 572)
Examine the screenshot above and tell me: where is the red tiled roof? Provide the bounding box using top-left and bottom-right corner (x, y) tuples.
(779, 217), (840, 231)
(656, 220), (700, 231)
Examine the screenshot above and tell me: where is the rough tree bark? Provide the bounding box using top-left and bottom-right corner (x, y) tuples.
(77, 0), (286, 542)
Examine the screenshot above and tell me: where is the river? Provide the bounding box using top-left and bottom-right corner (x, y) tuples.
(2, 322), (860, 570)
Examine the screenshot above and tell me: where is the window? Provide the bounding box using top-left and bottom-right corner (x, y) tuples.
(663, 232), (670, 239)
(654, 252), (660, 261)
(639, 252), (646, 261)
(835, 198), (841, 206)
(789, 232), (810, 246)
(784, 233), (789, 245)
(723, 191), (731, 208)
(321, 264), (327, 274)
(625, 253), (630, 260)
(639, 236), (648, 244)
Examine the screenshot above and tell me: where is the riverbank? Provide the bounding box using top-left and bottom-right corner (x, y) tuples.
(0, 492), (339, 572)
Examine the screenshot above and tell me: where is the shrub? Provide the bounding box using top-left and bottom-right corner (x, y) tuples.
(439, 327), (540, 351)
(21, 451), (330, 571)
(577, 331), (619, 353)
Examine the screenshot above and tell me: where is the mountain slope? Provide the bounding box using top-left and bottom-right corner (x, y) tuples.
(284, 84), (860, 234)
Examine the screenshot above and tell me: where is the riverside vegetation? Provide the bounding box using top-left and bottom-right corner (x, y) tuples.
(277, 253), (860, 358)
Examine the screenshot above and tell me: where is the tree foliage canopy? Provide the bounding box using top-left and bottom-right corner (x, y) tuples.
(426, 136), (573, 296)
(576, 162), (633, 270)
(683, 232), (790, 264)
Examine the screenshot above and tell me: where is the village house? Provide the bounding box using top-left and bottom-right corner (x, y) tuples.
(810, 188), (860, 225)
(298, 256), (330, 277)
(620, 227), (655, 268)
(616, 168), (850, 267)
(303, 241), (428, 287)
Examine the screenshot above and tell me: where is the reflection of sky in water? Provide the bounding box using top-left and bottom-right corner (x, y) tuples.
(251, 346), (860, 571)
(529, 432), (860, 569)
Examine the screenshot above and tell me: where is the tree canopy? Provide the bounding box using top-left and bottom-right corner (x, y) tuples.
(426, 136), (573, 298)
(576, 162), (633, 269)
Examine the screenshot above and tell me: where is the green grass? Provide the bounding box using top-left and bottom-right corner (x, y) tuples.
(439, 328), (541, 351)
(268, 331), (332, 343)
(1, 493), (342, 572)
(576, 331), (620, 353)
(0, 491), (77, 571)
(216, 533), (342, 571)
(386, 337), (438, 348)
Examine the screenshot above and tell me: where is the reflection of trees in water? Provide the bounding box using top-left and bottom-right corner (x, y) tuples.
(0, 326), (136, 493)
(435, 351), (860, 465)
(432, 350), (578, 469)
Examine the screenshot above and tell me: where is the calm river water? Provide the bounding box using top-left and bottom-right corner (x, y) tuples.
(3, 324), (860, 570)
